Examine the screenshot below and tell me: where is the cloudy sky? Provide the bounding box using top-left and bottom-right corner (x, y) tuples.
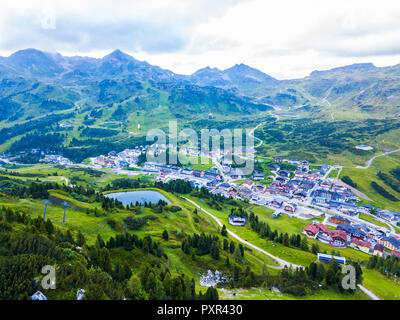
(1, 0), (400, 79)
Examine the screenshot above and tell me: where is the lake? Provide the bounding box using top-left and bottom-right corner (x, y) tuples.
(104, 190), (171, 206)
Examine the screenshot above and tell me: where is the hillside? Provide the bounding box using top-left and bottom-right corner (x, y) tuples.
(1, 49), (400, 164)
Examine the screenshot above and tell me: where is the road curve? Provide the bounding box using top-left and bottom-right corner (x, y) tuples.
(183, 197), (301, 269)
(249, 122), (266, 148)
(355, 149), (400, 169)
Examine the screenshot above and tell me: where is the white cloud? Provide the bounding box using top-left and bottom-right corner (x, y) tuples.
(0, 0), (400, 78)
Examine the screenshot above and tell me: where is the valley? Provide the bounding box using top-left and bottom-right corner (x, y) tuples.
(1, 49), (400, 301)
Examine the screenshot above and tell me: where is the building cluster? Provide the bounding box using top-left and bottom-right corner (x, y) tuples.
(90, 146), (147, 169)
(41, 154), (72, 165)
(304, 216), (400, 258)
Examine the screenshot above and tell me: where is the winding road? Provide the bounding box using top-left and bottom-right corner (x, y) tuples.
(249, 121), (266, 148)
(355, 149), (400, 169)
(183, 197), (301, 269)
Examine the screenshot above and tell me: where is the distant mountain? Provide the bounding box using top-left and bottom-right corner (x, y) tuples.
(0, 48), (400, 129)
(190, 63), (278, 97)
(0, 49), (273, 130)
(309, 63), (376, 76)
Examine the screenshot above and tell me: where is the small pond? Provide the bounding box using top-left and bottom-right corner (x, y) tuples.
(104, 190), (171, 206)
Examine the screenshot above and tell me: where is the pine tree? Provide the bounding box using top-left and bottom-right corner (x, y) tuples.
(233, 245), (242, 263)
(162, 230), (169, 241)
(77, 230), (86, 246)
(221, 225), (228, 237)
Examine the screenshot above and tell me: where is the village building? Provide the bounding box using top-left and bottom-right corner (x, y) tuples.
(242, 180), (255, 189)
(304, 223), (320, 238)
(317, 253), (346, 265)
(279, 170), (291, 178)
(284, 203), (298, 213)
(252, 173), (265, 181)
(229, 216), (247, 226)
(329, 216), (351, 225)
(373, 244), (385, 257)
(270, 198), (284, 208)
(269, 164), (280, 172)
(378, 236), (400, 251)
(330, 230), (347, 248)
(349, 238), (371, 253)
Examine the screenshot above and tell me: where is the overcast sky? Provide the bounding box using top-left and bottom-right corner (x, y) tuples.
(1, 0), (400, 79)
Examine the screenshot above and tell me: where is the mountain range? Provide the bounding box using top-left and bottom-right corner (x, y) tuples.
(0, 48), (400, 157)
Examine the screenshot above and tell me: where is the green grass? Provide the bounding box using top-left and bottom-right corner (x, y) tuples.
(359, 213), (390, 229)
(218, 287), (369, 300)
(340, 156), (400, 212)
(362, 268), (400, 300)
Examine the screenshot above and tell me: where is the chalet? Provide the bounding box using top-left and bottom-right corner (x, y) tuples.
(206, 180), (219, 188)
(228, 189), (239, 198)
(319, 180), (331, 190)
(291, 179), (303, 187)
(293, 190), (307, 199)
(219, 183), (231, 189)
(279, 190), (292, 198)
(281, 183), (295, 192)
(204, 171), (222, 181)
(301, 181), (315, 189)
(269, 164), (280, 172)
(265, 185), (279, 195)
(373, 244), (385, 257)
(333, 184), (347, 193)
(330, 230), (347, 248)
(304, 223), (320, 238)
(288, 159), (301, 165)
(275, 176), (288, 183)
(329, 216), (351, 225)
(273, 157), (286, 163)
(181, 168), (193, 175)
(229, 216), (247, 226)
(316, 224), (332, 244)
(242, 180), (255, 189)
(228, 168), (244, 179)
(302, 160), (309, 166)
(307, 174), (320, 182)
(284, 203), (298, 213)
(279, 170), (290, 178)
(270, 198), (283, 208)
(349, 238), (371, 254)
(238, 187), (252, 198)
(294, 170), (306, 179)
(378, 236), (400, 251)
(192, 170), (205, 178)
(335, 202), (358, 214)
(253, 184), (266, 193)
(252, 173), (265, 181)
